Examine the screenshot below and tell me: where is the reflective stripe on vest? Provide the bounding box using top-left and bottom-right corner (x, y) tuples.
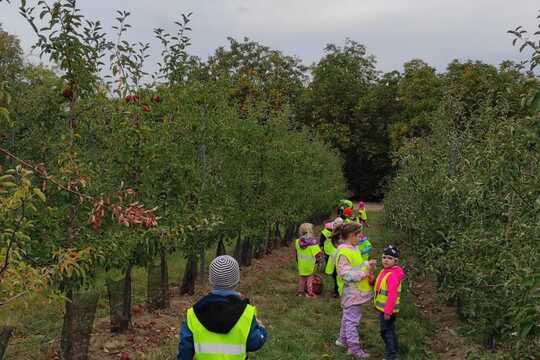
(194, 344), (245, 355)
(323, 239), (337, 275)
(187, 304), (255, 360)
(374, 272), (402, 314)
(335, 246), (372, 295)
(295, 239), (319, 276)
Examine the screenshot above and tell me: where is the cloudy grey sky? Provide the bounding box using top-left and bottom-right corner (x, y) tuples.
(1, 0), (538, 73)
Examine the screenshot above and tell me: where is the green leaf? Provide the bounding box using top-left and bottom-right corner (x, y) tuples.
(530, 90), (540, 114)
(520, 322), (534, 338)
(0, 175), (15, 182)
(15, 231), (31, 242)
(0, 107), (10, 124)
(33, 188), (46, 202)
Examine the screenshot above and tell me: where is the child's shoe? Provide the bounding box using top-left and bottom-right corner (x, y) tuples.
(335, 339), (346, 348)
(347, 347), (370, 359)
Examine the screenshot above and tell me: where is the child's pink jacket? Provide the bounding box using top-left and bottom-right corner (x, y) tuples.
(375, 266), (405, 315)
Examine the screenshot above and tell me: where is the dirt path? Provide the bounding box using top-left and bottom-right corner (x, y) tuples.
(86, 248), (295, 359)
(365, 202), (384, 212)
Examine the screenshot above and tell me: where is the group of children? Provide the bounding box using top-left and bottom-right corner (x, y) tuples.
(295, 201), (404, 360)
(176, 201), (402, 360)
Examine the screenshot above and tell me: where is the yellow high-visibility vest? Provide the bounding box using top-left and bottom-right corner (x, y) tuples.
(335, 246), (371, 295)
(187, 304), (256, 359)
(374, 272), (401, 314)
(323, 238), (337, 275)
(295, 239), (321, 276)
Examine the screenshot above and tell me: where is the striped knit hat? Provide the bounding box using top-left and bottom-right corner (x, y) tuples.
(208, 255), (241, 290)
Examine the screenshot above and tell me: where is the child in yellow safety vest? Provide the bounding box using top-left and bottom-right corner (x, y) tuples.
(320, 217), (344, 297)
(354, 201), (369, 228)
(294, 223), (323, 298)
(374, 245), (404, 360)
(334, 223), (377, 359)
(177, 255), (267, 360)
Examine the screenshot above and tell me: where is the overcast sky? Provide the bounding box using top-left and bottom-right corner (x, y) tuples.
(1, 0), (538, 73)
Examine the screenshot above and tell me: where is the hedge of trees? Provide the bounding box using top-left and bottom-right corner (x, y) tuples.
(383, 15), (540, 358)
(0, 2), (345, 358)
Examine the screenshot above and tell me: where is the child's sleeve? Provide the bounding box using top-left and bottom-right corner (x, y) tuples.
(383, 274), (401, 315)
(337, 255), (368, 282)
(177, 321), (195, 360)
(246, 316), (268, 352)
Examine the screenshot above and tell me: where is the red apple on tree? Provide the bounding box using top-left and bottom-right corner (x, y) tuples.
(125, 95), (140, 104)
(62, 88), (74, 100)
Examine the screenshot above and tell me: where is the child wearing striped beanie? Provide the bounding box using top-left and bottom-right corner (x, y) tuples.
(177, 256), (268, 359)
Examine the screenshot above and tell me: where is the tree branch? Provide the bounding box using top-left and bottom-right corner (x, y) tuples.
(0, 146), (92, 200)
(0, 291), (28, 307)
(0, 234), (15, 278)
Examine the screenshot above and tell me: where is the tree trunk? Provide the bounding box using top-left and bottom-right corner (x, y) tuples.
(284, 225), (290, 245)
(198, 246), (206, 285)
(456, 296), (466, 320)
(240, 239), (253, 267)
(254, 235), (265, 259)
(216, 236), (226, 257)
(122, 265), (132, 329)
(61, 290), (99, 360)
(106, 266), (132, 333)
(180, 255), (198, 295)
(233, 232), (242, 263)
(484, 332), (497, 350)
(147, 247), (169, 309)
(0, 326), (14, 360)
(160, 247), (169, 307)
(265, 225), (273, 255)
(279, 223), (287, 247)
(291, 225), (299, 244)
(273, 223), (281, 249)
(285, 224), (295, 246)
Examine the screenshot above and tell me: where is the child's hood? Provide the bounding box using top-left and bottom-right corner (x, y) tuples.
(376, 265), (405, 291)
(387, 265), (405, 282)
(193, 293), (250, 334)
(299, 234), (317, 249)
